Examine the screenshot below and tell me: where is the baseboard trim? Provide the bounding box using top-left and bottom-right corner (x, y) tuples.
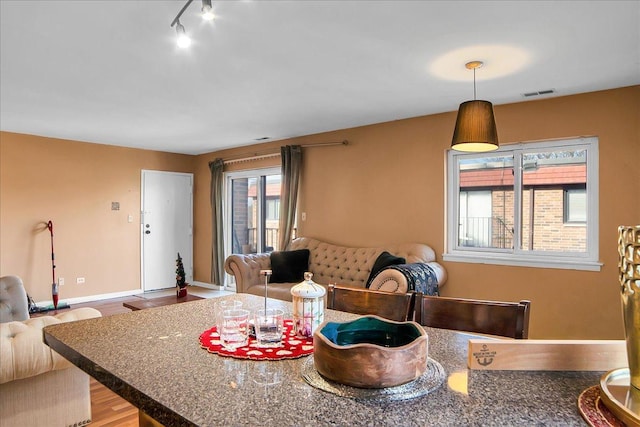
(35, 289), (144, 307)
(192, 281), (223, 290)
(34, 282), (227, 307)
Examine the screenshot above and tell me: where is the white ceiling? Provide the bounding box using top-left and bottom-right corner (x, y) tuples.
(1, 1), (638, 155)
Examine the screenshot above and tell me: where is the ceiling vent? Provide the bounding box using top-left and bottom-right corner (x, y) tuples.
(523, 89), (556, 98)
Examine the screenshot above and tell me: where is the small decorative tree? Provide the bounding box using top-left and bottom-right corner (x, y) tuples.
(176, 252), (188, 297)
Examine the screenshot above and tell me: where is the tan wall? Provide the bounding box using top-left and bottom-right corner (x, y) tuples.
(0, 132), (194, 302)
(194, 86), (640, 339)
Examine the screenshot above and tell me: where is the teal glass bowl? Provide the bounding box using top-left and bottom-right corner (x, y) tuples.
(313, 315), (428, 388)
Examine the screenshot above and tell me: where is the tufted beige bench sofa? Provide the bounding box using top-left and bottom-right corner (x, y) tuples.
(224, 236), (447, 302)
(0, 307), (102, 427)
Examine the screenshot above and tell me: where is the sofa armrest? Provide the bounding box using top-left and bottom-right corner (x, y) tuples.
(224, 253), (272, 294)
(369, 269), (410, 293)
(425, 262), (447, 286)
(0, 307), (101, 384)
(368, 262), (447, 294)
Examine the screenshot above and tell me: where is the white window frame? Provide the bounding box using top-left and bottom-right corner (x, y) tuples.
(224, 167), (280, 258)
(223, 167), (281, 288)
(444, 136), (601, 271)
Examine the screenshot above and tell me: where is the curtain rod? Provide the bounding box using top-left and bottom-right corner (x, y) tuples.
(223, 140), (348, 165)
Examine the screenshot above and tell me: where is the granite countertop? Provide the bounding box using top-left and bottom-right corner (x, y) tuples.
(44, 293), (598, 426)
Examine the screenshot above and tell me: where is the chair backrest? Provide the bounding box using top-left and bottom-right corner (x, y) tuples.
(0, 275), (30, 323)
(414, 294), (530, 339)
(326, 284), (415, 322)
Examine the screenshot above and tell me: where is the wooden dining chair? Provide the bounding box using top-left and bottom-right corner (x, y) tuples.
(414, 294), (531, 339)
(326, 284), (416, 322)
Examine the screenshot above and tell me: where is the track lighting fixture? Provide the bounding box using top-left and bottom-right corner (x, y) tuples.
(170, 0), (214, 48)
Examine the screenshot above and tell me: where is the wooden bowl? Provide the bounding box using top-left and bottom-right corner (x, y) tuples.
(313, 315), (428, 388)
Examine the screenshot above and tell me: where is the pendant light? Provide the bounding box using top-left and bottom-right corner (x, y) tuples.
(451, 61), (499, 152)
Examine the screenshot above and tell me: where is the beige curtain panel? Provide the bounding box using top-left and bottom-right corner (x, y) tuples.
(278, 145), (302, 251)
(209, 158), (225, 286)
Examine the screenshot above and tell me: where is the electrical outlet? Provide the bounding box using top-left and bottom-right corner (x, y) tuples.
(59, 278), (64, 286)
(76, 277), (85, 284)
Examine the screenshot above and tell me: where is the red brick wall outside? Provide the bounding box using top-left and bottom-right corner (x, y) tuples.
(232, 179), (252, 253)
(487, 187), (586, 252)
(524, 188), (587, 252)
(491, 189), (514, 248)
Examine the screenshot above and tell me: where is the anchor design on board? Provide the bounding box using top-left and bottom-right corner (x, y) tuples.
(474, 344), (495, 366)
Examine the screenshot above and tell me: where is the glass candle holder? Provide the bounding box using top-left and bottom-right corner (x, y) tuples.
(291, 272), (325, 338)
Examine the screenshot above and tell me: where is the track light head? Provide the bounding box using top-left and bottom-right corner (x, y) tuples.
(201, 0), (215, 21)
(175, 21), (191, 48)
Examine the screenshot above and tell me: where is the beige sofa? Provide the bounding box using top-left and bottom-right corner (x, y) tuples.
(0, 307), (102, 427)
(224, 237), (447, 301)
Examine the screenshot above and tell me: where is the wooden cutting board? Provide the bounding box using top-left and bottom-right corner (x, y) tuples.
(468, 339), (628, 371)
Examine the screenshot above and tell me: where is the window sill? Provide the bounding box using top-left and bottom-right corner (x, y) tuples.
(442, 252), (602, 271)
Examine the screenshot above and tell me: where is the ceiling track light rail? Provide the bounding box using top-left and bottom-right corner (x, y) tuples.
(170, 0), (195, 28)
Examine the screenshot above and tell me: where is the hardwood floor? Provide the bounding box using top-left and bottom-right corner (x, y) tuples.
(89, 377), (139, 427)
(73, 295), (141, 315)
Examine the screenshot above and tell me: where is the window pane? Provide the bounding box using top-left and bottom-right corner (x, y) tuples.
(231, 177), (257, 254)
(520, 149), (587, 252)
(264, 174), (281, 251)
(458, 156), (514, 249)
(565, 189), (586, 223)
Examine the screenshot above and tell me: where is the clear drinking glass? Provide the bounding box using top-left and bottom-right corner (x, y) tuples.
(254, 308), (284, 348)
(215, 299), (243, 330)
(220, 309), (250, 350)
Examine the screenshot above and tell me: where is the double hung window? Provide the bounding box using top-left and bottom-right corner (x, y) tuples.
(444, 137), (600, 271)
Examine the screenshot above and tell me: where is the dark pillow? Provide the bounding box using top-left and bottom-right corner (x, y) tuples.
(269, 249), (310, 283)
(366, 251), (406, 288)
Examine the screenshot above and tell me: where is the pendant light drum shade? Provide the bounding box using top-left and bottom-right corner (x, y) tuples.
(451, 99), (499, 152)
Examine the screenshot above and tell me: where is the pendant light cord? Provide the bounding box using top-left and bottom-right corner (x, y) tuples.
(473, 67), (477, 100)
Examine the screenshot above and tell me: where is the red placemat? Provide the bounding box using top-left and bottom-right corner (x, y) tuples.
(578, 385), (625, 427)
(199, 319), (314, 360)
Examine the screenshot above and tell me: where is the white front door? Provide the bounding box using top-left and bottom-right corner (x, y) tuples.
(141, 170), (193, 292)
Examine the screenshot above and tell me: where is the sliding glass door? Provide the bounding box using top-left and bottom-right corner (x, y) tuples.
(225, 168), (282, 257)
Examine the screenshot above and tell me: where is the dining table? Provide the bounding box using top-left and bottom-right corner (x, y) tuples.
(43, 293), (600, 426)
